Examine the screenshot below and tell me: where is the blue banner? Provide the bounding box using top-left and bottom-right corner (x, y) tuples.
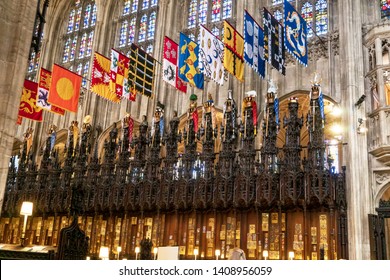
(244, 11), (266, 79)
(318, 90), (324, 120)
(284, 0), (308, 66)
(178, 33), (204, 89)
(274, 96), (279, 125)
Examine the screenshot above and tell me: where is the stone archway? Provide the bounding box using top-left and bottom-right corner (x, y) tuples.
(369, 179), (390, 260)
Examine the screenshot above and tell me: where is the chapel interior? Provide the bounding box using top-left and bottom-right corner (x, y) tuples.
(0, 0), (389, 260)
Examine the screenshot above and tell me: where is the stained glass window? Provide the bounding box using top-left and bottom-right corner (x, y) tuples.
(79, 33), (87, 58)
(199, 0), (208, 25)
(315, 0), (327, 35)
(76, 63), (83, 75)
(139, 14), (147, 42)
(188, 0), (197, 28)
(146, 44), (153, 54)
(212, 27), (220, 38)
(35, 53), (40, 72)
(67, 10), (75, 33)
(117, 0), (159, 56)
(62, 0), (96, 88)
(222, 0), (232, 19)
(91, 4), (97, 26)
(211, 0), (221, 22)
(70, 36), (78, 61)
(75, 7), (81, 31)
(189, 33), (196, 41)
(63, 38), (71, 63)
(131, 0), (138, 13)
(274, 9), (282, 21)
(302, 2), (314, 38)
(119, 20), (128, 47)
(147, 12), (156, 40)
(123, 0), (130, 15)
(187, 0), (233, 39)
(142, 0), (149, 10)
(82, 61), (90, 87)
(83, 4), (91, 28)
(381, 0), (390, 19)
(128, 18), (136, 45)
(28, 51), (36, 73)
(86, 31), (94, 57)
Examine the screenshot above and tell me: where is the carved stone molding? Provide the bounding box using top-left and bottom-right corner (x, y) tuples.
(308, 31), (339, 62)
(368, 44), (376, 71)
(285, 53), (296, 66)
(363, 20), (390, 38)
(375, 172), (390, 185)
(329, 31), (339, 56)
(369, 73), (377, 86)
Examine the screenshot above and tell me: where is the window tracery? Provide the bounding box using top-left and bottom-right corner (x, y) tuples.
(117, 0), (159, 55)
(186, 0), (233, 40)
(62, 0), (96, 88)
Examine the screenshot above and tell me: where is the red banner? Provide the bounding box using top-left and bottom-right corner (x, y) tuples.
(48, 64), (82, 112)
(37, 68), (65, 115)
(18, 79), (43, 121)
(163, 36), (187, 93)
(110, 49), (130, 99)
(91, 52), (121, 103)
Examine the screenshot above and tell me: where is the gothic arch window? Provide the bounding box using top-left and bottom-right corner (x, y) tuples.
(26, 2), (48, 82)
(139, 14), (148, 42)
(315, 0), (328, 35)
(116, 0), (159, 56)
(381, 0), (390, 19)
(62, 0), (96, 88)
(301, 2), (314, 38)
(271, 0), (328, 39)
(27, 51), (40, 81)
(186, 0), (233, 40)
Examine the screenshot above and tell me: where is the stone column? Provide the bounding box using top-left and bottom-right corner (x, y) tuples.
(374, 37), (386, 105)
(0, 0), (38, 214)
(338, 0), (372, 259)
(374, 38), (389, 146)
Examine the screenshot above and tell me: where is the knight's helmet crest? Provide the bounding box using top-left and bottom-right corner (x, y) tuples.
(203, 93), (214, 111)
(224, 90), (234, 112)
(155, 101), (165, 118)
(310, 72), (322, 99)
(189, 93), (198, 111)
(243, 90), (256, 115)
